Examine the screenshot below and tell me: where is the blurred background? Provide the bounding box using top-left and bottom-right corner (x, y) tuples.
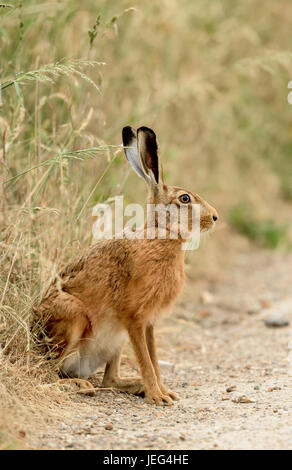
(1, 1), (292, 267)
(1, 0), (292, 447)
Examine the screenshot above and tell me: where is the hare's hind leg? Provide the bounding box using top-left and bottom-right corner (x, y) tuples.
(60, 327), (101, 380)
(58, 322), (97, 397)
(101, 348), (144, 395)
(40, 291), (96, 396)
(60, 319), (95, 396)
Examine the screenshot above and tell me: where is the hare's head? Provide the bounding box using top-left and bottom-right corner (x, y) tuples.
(122, 126), (218, 235)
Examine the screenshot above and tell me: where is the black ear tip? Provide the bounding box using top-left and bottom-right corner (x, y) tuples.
(122, 126), (136, 145)
(137, 126), (156, 137)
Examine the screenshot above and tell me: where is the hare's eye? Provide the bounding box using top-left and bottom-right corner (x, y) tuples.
(179, 194), (191, 204)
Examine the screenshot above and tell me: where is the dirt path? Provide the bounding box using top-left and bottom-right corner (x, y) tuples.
(27, 250), (292, 450)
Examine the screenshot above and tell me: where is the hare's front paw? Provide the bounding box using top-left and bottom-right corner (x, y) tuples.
(159, 385), (180, 401)
(145, 388), (173, 406)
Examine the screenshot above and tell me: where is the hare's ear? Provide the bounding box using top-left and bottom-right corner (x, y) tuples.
(122, 126), (148, 181)
(137, 126), (163, 186)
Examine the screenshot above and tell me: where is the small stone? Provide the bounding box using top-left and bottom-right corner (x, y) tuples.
(196, 309), (212, 319)
(221, 395), (230, 401)
(264, 312), (290, 328)
(247, 306), (261, 315)
(260, 299), (272, 309)
(105, 423), (113, 430)
(267, 386), (281, 392)
(232, 394), (254, 404)
(254, 385), (260, 390)
(273, 409), (278, 413)
(200, 291), (214, 305)
(226, 385), (237, 393)
(83, 426), (93, 434)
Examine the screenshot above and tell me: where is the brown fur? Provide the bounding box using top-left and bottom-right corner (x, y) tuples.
(35, 126), (218, 405)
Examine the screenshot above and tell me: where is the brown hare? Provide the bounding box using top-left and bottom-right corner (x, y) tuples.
(35, 126), (218, 405)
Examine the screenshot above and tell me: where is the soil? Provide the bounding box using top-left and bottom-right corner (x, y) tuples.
(26, 249), (292, 450)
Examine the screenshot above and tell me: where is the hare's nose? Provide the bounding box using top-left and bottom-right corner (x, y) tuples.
(213, 215), (218, 222)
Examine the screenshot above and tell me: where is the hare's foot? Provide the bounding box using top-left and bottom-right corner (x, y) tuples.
(103, 376), (145, 395)
(145, 386), (173, 406)
(159, 384), (180, 401)
(59, 378), (96, 396)
(116, 377), (145, 394)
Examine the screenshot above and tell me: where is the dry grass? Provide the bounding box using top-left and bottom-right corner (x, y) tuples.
(0, 0), (292, 448)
